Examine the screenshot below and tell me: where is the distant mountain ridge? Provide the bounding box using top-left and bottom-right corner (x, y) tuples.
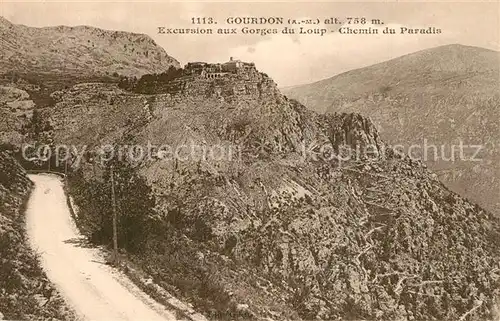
(0, 16), (179, 78)
(283, 44), (500, 215)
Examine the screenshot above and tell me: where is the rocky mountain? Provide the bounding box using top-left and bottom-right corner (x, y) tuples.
(35, 62), (500, 320)
(0, 16), (179, 148)
(0, 16), (179, 78)
(0, 152), (76, 320)
(283, 44), (500, 216)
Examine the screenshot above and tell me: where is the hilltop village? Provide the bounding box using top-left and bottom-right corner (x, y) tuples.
(183, 57), (256, 79)
(118, 57), (275, 99)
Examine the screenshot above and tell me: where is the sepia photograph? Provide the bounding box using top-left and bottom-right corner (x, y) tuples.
(0, 1), (499, 320)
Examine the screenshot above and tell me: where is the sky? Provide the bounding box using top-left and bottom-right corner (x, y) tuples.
(2, 1), (499, 87)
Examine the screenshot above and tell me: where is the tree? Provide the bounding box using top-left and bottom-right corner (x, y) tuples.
(69, 159), (156, 253)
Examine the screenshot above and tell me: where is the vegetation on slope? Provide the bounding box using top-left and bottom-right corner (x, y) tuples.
(8, 46), (499, 320)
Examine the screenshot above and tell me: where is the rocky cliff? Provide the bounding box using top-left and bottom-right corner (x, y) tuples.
(0, 152), (76, 320)
(43, 64), (500, 320)
(0, 16), (179, 78)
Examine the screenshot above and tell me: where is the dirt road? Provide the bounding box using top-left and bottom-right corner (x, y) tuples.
(25, 174), (176, 320)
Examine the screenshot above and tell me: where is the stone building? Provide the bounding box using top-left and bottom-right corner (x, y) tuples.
(184, 57), (256, 79)
(221, 57), (243, 72)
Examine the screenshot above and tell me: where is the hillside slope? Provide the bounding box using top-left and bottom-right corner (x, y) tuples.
(0, 16), (179, 78)
(284, 44), (500, 215)
(37, 64), (500, 321)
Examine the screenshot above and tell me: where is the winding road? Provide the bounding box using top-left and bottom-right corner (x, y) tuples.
(25, 174), (176, 320)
